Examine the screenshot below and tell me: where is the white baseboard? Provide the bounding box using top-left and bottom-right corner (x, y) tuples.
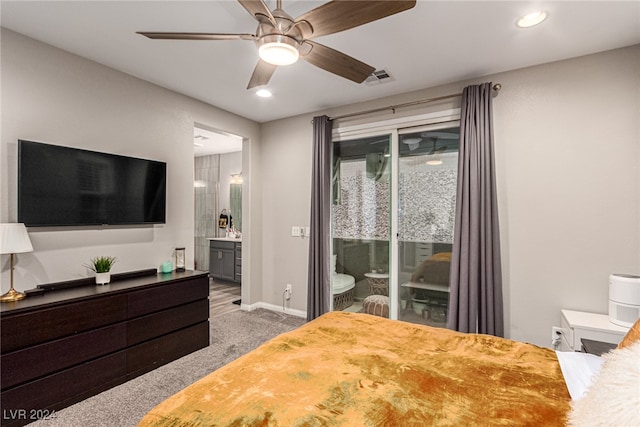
(241, 301), (307, 319)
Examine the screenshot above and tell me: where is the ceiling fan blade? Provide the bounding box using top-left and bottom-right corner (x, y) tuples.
(137, 32), (256, 41)
(238, 0), (279, 28)
(247, 60), (278, 89)
(302, 41), (375, 84)
(295, 0), (416, 39)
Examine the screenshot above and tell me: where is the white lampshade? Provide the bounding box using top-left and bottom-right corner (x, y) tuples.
(0, 223), (33, 254)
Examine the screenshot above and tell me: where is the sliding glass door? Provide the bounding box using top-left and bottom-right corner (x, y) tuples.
(330, 134), (391, 316)
(397, 125), (459, 326)
(330, 119), (460, 327)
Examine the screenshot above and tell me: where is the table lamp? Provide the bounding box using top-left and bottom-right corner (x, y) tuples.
(0, 223), (33, 302)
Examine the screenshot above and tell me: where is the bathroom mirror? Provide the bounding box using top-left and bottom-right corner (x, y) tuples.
(230, 183), (242, 232)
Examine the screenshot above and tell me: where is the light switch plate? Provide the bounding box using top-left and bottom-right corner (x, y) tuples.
(291, 226), (301, 237)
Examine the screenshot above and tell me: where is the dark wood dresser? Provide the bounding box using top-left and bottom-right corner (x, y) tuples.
(0, 270), (209, 426)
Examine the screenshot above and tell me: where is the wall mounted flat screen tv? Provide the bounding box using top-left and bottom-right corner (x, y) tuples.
(18, 140), (167, 227)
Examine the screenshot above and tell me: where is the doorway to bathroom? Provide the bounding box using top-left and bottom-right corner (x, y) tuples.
(330, 119), (459, 328)
(193, 125), (243, 279)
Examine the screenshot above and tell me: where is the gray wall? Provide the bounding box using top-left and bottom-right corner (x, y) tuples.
(0, 29), (260, 289)
(259, 45), (640, 346)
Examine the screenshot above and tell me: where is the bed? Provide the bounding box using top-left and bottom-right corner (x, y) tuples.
(135, 310), (637, 426)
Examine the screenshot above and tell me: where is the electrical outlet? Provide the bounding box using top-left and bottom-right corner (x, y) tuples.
(551, 326), (564, 345)
(285, 284), (292, 300)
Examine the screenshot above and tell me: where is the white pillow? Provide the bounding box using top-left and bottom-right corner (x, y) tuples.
(555, 350), (604, 400)
(568, 340), (640, 426)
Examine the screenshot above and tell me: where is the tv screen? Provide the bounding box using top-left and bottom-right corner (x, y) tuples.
(18, 140), (166, 227)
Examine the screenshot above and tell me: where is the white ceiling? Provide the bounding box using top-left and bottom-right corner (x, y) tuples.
(193, 126), (243, 156)
(1, 1), (639, 124)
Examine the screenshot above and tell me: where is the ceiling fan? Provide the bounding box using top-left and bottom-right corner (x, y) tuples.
(137, 0), (416, 90)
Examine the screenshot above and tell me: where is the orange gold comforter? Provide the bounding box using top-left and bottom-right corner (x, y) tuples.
(138, 311), (570, 426)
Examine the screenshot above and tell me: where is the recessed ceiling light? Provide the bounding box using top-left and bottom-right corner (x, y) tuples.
(516, 10), (548, 28)
(256, 88), (272, 98)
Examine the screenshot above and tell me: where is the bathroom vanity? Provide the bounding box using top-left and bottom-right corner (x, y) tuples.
(208, 238), (242, 283)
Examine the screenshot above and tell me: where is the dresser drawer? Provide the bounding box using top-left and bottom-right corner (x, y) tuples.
(1, 323), (127, 389)
(1, 295), (127, 353)
(571, 326), (626, 348)
(126, 321), (209, 378)
(1, 351), (127, 424)
(127, 299), (209, 346)
(127, 276), (209, 318)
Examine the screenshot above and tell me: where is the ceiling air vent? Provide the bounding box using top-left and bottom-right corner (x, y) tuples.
(365, 69), (394, 85)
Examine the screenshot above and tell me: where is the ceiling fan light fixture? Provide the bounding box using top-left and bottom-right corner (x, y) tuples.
(258, 35), (300, 66)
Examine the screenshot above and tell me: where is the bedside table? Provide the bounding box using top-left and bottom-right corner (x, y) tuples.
(559, 309), (629, 352)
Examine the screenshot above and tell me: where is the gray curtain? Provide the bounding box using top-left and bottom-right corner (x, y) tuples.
(307, 115), (333, 321)
(447, 82), (504, 336)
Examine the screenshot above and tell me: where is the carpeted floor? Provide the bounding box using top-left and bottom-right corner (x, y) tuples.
(26, 309), (306, 427)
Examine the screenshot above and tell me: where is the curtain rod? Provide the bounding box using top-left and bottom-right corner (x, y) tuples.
(329, 83), (502, 122)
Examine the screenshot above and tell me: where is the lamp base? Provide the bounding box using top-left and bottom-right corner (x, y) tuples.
(0, 288), (26, 303)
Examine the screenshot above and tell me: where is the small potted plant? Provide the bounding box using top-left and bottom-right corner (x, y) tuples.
(86, 256), (117, 285)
